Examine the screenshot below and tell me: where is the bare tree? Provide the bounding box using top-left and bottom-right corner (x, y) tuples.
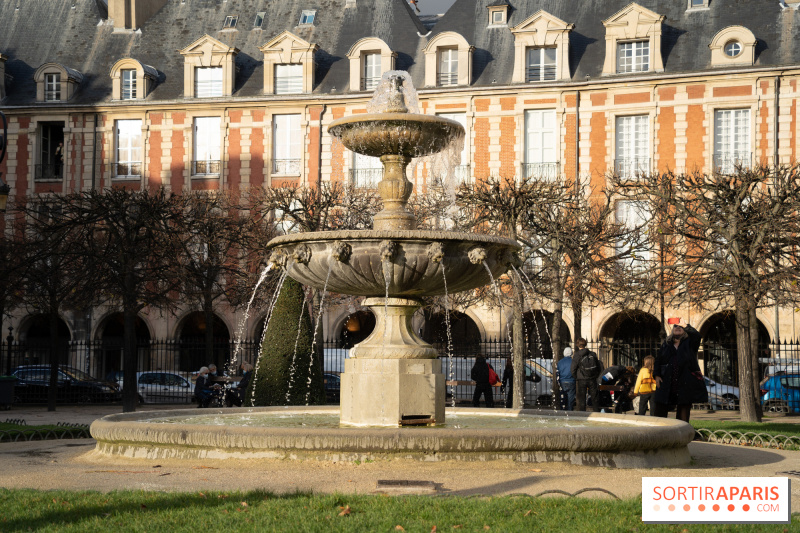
(0, 210), (27, 374)
(46, 188), (184, 412)
(616, 166), (800, 421)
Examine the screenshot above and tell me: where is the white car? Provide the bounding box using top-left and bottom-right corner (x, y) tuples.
(116, 371), (195, 404)
(704, 376), (739, 410)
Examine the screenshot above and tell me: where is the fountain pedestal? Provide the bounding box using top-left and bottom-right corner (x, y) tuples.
(340, 297), (444, 426)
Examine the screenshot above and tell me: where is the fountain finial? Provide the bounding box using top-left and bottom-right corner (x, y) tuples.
(384, 75), (409, 114)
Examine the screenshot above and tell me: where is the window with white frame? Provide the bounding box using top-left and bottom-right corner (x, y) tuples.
(617, 41), (649, 73)
(194, 67), (223, 97)
(714, 109), (750, 173)
(222, 15), (238, 29)
(115, 120), (142, 177)
(254, 12), (265, 28)
(121, 69), (137, 100)
(615, 115), (649, 179)
(273, 114), (302, 175)
(45, 73), (61, 101)
(363, 53), (381, 91)
(615, 200), (652, 270)
(438, 48), (458, 86)
(352, 152), (383, 188)
(299, 10), (316, 25)
(689, 0), (708, 8)
(523, 109), (558, 181)
(274, 64), (303, 94)
(193, 117), (221, 175)
(436, 112), (469, 185)
(526, 47), (556, 82)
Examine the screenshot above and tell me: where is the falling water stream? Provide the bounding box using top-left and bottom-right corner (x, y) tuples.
(228, 264), (272, 375)
(304, 263), (334, 405)
(284, 285), (311, 403)
(440, 266), (456, 408)
(248, 268), (290, 406)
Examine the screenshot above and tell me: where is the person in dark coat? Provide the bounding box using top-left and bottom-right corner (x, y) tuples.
(194, 366), (213, 408)
(570, 338), (603, 412)
(227, 362), (253, 407)
(471, 356), (494, 408)
(501, 357), (514, 408)
(557, 347), (576, 411)
(654, 323), (706, 422)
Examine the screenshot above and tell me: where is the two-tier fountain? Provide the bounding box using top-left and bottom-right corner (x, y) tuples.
(89, 73), (694, 468)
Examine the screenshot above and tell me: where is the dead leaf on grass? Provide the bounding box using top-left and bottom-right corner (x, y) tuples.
(338, 505), (351, 516)
(395, 526), (405, 531)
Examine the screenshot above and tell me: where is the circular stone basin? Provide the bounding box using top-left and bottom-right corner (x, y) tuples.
(90, 406), (694, 468)
(267, 230), (520, 297)
(328, 113), (464, 158)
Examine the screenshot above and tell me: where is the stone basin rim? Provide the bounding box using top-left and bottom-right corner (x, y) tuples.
(327, 113), (466, 131)
(267, 230), (521, 249)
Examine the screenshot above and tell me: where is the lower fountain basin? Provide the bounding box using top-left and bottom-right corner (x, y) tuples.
(267, 230), (520, 297)
(90, 406), (694, 468)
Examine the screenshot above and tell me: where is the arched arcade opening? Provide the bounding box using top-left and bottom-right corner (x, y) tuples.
(599, 311), (662, 368)
(177, 312), (231, 372)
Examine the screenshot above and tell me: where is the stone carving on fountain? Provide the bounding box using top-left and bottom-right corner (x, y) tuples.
(266, 72), (520, 426)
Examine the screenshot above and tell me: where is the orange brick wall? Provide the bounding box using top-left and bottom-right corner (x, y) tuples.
(589, 111), (606, 186)
(499, 116), (516, 178)
(330, 107), (346, 183)
(563, 112), (576, 181)
(170, 113), (186, 191)
(658, 106), (676, 172)
(250, 110), (265, 188)
(474, 117), (490, 180)
(148, 130), (162, 190)
(227, 127), (242, 191)
(792, 99), (797, 163)
(759, 100), (770, 165)
(686, 105), (705, 172)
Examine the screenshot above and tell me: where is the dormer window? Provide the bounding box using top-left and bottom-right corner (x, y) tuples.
(179, 35), (239, 98)
(260, 32), (318, 94)
(254, 12), (265, 28)
(422, 32), (474, 88)
(195, 67), (223, 97)
(110, 58), (158, 100)
(617, 41), (649, 73)
(689, 0), (709, 8)
(222, 16), (238, 30)
(602, 4), (665, 75)
(526, 47), (556, 81)
(724, 41), (742, 57)
(45, 73), (61, 101)
(346, 37), (396, 92)
(299, 10), (316, 25)
(487, 1), (510, 26)
(709, 26), (757, 67)
(34, 63), (83, 102)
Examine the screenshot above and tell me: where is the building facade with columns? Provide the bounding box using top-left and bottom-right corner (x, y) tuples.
(1, 0), (799, 377)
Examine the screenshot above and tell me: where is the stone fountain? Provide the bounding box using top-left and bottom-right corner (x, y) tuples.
(89, 73), (695, 468)
(267, 73), (519, 427)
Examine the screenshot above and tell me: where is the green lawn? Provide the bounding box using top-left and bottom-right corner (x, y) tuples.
(0, 489), (796, 532)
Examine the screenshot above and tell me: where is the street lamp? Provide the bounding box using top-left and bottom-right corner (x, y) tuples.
(0, 110), (9, 212)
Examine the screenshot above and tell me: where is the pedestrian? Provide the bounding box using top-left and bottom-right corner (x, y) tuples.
(570, 338), (603, 412)
(633, 355), (657, 415)
(471, 355), (494, 408)
(227, 362), (253, 407)
(557, 346), (576, 411)
(653, 321), (707, 422)
(194, 366), (213, 408)
(501, 357), (513, 408)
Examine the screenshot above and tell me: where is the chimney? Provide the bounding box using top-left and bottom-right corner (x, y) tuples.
(108, 0), (168, 30)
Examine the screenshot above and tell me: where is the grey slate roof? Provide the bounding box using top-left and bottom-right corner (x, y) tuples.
(1, 0), (799, 107)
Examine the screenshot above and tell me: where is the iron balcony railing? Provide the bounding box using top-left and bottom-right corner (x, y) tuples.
(713, 151), (752, 174)
(614, 157), (650, 180)
(192, 160), (221, 175)
(362, 77), (381, 91)
(114, 162), (142, 178)
(351, 168), (383, 188)
(34, 163), (62, 181)
(273, 159), (302, 175)
(437, 72), (458, 86)
(521, 162), (560, 181)
(525, 65), (557, 82)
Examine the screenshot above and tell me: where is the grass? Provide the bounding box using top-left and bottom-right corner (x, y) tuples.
(0, 422), (89, 442)
(690, 420), (800, 439)
(0, 489), (796, 532)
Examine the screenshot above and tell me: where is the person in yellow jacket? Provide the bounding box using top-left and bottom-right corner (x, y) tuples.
(634, 355), (658, 415)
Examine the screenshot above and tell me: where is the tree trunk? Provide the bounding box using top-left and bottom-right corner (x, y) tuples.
(735, 304), (760, 422)
(748, 305), (763, 419)
(204, 295), (214, 371)
(312, 289), (324, 375)
(121, 297), (139, 413)
(550, 301), (563, 401)
(46, 308), (60, 412)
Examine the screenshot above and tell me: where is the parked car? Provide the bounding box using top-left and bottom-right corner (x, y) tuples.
(703, 376), (740, 410)
(761, 374), (800, 413)
(114, 371), (195, 404)
(12, 365), (120, 403)
(323, 372), (341, 404)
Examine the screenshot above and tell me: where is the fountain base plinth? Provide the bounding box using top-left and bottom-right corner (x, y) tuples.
(340, 358), (445, 426)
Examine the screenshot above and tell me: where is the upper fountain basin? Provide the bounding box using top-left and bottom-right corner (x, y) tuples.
(267, 230), (520, 297)
(328, 113), (464, 158)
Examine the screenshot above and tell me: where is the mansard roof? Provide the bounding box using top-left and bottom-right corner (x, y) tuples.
(0, 0), (798, 106)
